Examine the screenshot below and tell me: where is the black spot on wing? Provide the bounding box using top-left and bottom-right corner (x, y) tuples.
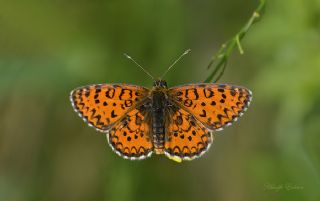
(111, 110), (118, 118)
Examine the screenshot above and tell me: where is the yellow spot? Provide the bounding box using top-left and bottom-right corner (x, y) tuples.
(167, 155), (182, 163)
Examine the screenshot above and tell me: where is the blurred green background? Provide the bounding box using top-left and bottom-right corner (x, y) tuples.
(1, 0), (320, 201)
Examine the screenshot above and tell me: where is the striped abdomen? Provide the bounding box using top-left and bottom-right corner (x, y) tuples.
(151, 91), (166, 154)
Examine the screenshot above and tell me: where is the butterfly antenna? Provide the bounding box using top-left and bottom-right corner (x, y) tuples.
(123, 53), (155, 80)
(160, 49), (191, 79)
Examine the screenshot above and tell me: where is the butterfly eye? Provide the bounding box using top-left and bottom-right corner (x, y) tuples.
(153, 80), (167, 88)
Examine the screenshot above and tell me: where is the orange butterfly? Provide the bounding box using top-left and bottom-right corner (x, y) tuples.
(70, 51), (252, 162)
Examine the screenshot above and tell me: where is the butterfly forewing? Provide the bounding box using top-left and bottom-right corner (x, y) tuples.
(70, 84), (149, 132)
(168, 84), (252, 131)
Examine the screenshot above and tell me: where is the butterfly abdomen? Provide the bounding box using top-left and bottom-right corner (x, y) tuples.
(151, 91), (166, 154)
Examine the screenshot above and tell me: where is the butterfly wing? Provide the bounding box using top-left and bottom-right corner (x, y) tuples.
(168, 83), (252, 131)
(70, 84), (149, 132)
(108, 104), (153, 159)
(164, 105), (213, 161)
(70, 84), (153, 159)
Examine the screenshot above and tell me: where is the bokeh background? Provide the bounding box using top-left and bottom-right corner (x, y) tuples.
(1, 0), (319, 201)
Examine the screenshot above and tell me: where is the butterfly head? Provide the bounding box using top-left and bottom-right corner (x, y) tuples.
(153, 79), (167, 89)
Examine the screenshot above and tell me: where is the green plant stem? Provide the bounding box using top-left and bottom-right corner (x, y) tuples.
(204, 0), (266, 83)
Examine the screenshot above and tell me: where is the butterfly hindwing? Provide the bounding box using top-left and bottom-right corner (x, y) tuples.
(164, 105), (213, 161)
(70, 84), (149, 132)
(168, 83), (252, 131)
(108, 104), (153, 160)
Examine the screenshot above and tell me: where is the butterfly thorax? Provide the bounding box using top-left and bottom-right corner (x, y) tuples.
(151, 80), (168, 154)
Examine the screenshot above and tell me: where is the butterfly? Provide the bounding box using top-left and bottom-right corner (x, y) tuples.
(70, 50), (252, 162)
(70, 80), (252, 162)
